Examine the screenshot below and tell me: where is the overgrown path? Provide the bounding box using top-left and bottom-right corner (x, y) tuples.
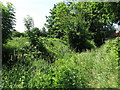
(2, 37), (119, 88)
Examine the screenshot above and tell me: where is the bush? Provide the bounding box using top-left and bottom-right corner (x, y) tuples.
(84, 40), (96, 50)
(2, 37), (119, 88)
(68, 26), (93, 52)
(12, 31), (25, 37)
(2, 37), (30, 65)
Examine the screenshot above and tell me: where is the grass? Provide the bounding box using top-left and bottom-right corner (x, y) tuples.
(2, 37), (119, 88)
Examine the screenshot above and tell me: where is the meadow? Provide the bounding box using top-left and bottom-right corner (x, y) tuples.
(2, 37), (119, 88)
(1, 1), (120, 88)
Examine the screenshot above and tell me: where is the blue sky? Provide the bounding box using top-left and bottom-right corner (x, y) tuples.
(1, 0), (64, 32)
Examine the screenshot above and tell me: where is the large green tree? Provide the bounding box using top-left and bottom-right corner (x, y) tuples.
(45, 2), (70, 40)
(0, 2), (16, 44)
(71, 1), (119, 46)
(46, 1), (119, 51)
(108, 2), (120, 25)
(46, 2), (95, 51)
(67, 2), (117, 46)
(66, 2), (96, 52)
(86, 2), (116, 46)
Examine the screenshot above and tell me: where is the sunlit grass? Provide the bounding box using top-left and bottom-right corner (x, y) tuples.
(2, 37), (119, 88)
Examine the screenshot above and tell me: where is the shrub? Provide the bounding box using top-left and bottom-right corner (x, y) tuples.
(2, 37), (30, 65)
(12, 31), (25, 37)
(3, 37), (119, 88)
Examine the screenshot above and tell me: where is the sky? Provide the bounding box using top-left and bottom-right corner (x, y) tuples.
(0, 0), (64, 32)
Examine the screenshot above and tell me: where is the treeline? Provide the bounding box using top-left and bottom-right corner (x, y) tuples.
(1, 1), (120, 88)
(1, 1), (120, 63)
(45, 2), (120, 51)
(1, 1), (120, 50)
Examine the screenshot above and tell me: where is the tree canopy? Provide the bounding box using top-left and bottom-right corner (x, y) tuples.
(24, 15), (34, 31)
(0, 2), (16, 43)
(45, 1), (118, 50)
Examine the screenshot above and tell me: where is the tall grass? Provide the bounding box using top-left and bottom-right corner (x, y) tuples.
(2, 37), (119, 88)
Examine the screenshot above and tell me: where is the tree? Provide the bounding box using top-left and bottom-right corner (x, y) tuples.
(46, 1), (119, 51)
(72, 2), (117, 46)
(12, 30), (25, 37)
(85, 2), (113, 46)
(0, 2), (16, 43)
(46, 2), (95, 52)
(107, 2), (120, 25)
(24, 15), (34, 31)
(45, 2), (70, 40)
(66, 3), (95, 52)
(41, 27), (47, 37)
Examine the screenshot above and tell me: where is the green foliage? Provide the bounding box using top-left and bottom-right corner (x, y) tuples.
(30, 27), (47, 37)
(49, 37), (119, 88)
(2, 37), (119, 88)
(107, 2), (120, 24)
(71, 2), (117, 46)
(2, 1), (120, 89)
(104, 37), (120, 63)
(12, 30), (25, 37)
(40, 37), (70, 59)
(24, 15), (34, 31)
(25, 29), (55, 62)
(45, 2), (70, 39)
(0, 2), (16, 43)
(2, 36), (70, 65)
(67, 12), (95, 52)
(2, 59), (50, 88)
(86, 2), (116, 46)
(25, 27), (47, 48)
(46, 2), (117, 48)
(41, 27), (48, 37)
(46, 2), (96, 51)
(2, 37), (30, 65)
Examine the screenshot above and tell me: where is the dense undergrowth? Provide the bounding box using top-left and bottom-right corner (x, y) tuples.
(2, 37), (120, 88)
